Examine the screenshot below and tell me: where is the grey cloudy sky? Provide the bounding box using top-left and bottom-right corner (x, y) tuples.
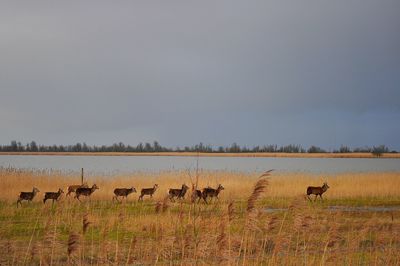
(1, 1), (399, 150)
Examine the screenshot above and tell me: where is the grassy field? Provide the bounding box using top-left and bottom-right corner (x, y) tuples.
(0, 169), (399, 265)
(1, 151), (400, 158)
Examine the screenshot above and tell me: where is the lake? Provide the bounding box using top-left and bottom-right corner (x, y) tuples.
(0, 155), (399, 175)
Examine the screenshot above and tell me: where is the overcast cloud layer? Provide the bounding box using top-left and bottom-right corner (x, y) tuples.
(1, 1), (399, 150)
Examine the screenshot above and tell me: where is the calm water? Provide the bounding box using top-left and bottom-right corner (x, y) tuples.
(0, 155), (399, 175)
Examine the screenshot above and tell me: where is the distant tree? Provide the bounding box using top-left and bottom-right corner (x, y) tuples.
(30, 141), (38, 152)
(228, 143), (241, 153)
(307, 146), (326, 153)
(82, 142), (90, 152)
(10, 141), (18, 152)
(372, 145), (389, 158)
(136, 143), (144, 152)
(153, 141), (161, 152)
(339, 145), (351, 153)
(144, 142), (152, 152)
(73, 143), (82, 152)
(280, 144), (304, 153)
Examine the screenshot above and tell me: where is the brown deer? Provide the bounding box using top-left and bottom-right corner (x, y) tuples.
(192, 187), (203, 203)
(168, 184), (189, 202)
(75, 184), (99, 202)
(138, 184), (158, 201)
(66, 182), (89, 196)
(307, 182), (330, 201)
(43, 188), (64, 204)
(17, 187), (40, 207)
(113, 187), (137, 202)
(201, 184), (224, 204)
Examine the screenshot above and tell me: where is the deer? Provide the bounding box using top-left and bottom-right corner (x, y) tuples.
(43, 188), (64, 204)
(66, 182), (89, 196)
(75, 184), (99, 202)
(113, 187), (137, 202)
(191, 184), (203, 203)
(306, 182), (330, 201)
(168, 184), (189, 202)
(138, 184), (158, 201)
(201, 184), (224, 204)
(17, 187), (40, 207)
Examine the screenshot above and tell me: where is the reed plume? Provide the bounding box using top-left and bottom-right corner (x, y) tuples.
(82, 213), (91, 234)
(67, 232), (80, 257)
(155, 195), (170, 213)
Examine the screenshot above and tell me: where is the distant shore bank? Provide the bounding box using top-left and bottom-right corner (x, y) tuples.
(0, 151), (399, 158)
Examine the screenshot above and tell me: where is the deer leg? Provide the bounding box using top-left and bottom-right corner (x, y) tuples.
(203, 196), (208, 204)
(314, 195), (317, 201)
(320, 194), (323, 201)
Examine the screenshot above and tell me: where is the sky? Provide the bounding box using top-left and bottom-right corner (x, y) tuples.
(1, 1), (399, 150)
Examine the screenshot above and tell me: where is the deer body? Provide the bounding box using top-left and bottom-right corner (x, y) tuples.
(139, 184), (158, 201)
(43, 189), (64, 204)
(75, 184), (99, 202)
(193, 189), (202, 202)
(202, 184), (224, 204)
(66, 183), (88, 196)
(113, 187), (137, 202)
(168, 184), (189, 201)
(17, 187), (40, 207)
(307, 182), (329, 201)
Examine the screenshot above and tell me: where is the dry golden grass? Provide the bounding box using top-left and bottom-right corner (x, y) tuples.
(1, 168), (399, 202)
(0, 168), (399, 264)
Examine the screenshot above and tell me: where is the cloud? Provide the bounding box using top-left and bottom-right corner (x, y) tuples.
(0, 1), (399, 149)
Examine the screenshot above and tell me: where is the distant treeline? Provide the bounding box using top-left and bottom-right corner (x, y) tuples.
(0, 141), (395, 155)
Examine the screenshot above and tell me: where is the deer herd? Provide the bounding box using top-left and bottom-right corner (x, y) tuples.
(16, 180), (330, 207)
(15, 182), (229, 207)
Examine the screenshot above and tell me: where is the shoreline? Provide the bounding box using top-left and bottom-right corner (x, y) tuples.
(0, 151), (399, 158)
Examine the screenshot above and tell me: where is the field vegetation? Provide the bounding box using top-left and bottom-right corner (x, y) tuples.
(0, 168), (399, 265)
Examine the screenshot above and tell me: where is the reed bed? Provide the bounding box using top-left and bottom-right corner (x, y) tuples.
(0, 168), (399, 202)
(0, 168), (399, 265)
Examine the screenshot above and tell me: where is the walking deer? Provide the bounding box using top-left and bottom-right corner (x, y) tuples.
(168, 184), (189, 201)
(306, 182), (330, 201)
(202, 184), (224, 204)
(66, 182), (89, 196)
(138, 184), (158, 201)
(17, 187), (40, 207)
(113, 187), (137, 202)
(43, 188), (64, 204)
(75, 184), (99, 202)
